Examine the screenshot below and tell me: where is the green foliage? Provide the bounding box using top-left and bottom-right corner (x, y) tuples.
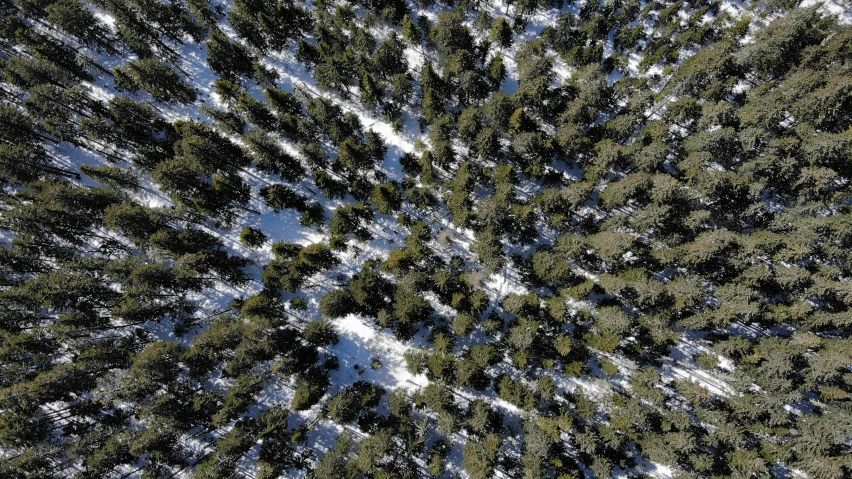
(348, 262), (394, 315)
(309, 432), (358, 479)
(229, 0), (312, 52)
(240, 227), (267, 248)
(320, 289), (356, 319)
(213, 372), (269, 427)
(393, 286), (433, 325)
(330, 203), (375, 242)
(463, 434), (502, 479)
(371, 182), (402, 214)
(452, 312), (476, 336)
(502, 293), (540, 318)
(304, 320), (339, 346)
(207, 29), (257, 80)
(291, 371), (329, 411)
(81, 165), (140, 192)
(325, 380), (385, 425)
(152, 120), (250, 220)
(496, 375), (537, 410)
(491, 17), (513, 49)
(261, 184), (308, 211)
(114, 58), (196, 104)
(241, 293), (281, 323)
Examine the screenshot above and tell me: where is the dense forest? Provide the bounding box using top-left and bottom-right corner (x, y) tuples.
(1, 0), (851, 477)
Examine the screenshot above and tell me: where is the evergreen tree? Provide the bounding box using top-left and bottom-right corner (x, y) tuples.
(371, 182), (402, 214)
(309, 432), (359, 479)
(240, 227), (267, 248)
(464, 434), (502, 479)
(207, 29), (256, 80)
(401, 14), (421, 45)
(46, 0), (114, 52)
(244, 132), (305, 181)
(330, 203), (375, 242)
(491, 17), (513, 50)
(359, 69), (382, 110)
(114, 58), (196, 104)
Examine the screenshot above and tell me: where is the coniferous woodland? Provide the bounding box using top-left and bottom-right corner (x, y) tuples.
(1, 0), (851, 477)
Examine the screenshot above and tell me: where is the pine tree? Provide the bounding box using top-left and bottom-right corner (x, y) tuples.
(359, 69), (382, 110)
(256, 406), (300, 479)
(244, 132), (305, 181)
(81, 96), (175, 169)
(236, 92), (277, 131)
(393, 286), (433, 327)
(3, 179), (121, 245)
(401, 14), (421, 45)
(0, 107), (60, 184)
(21, 85), (85, 144)
(389, 72), (414, 106)
(114, 58), (196, 104)
(371, 32), (407, 81)
(463, 434), (502, 479)
(303, 320), (339, 347)
(3, 52), (91, 91)
(46, 0), (114, 52)
(308, 432), (359, 479)
(371, 182), (402, 214)
(491, 17), (513, 50)
(206, 30), (256, 80)
(240, 227), (267, 248)
(117, 341), (183, 401)
(458, 106), (482, 144)
(319, 289), (356, 319)
(330, 203), (375, 242)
